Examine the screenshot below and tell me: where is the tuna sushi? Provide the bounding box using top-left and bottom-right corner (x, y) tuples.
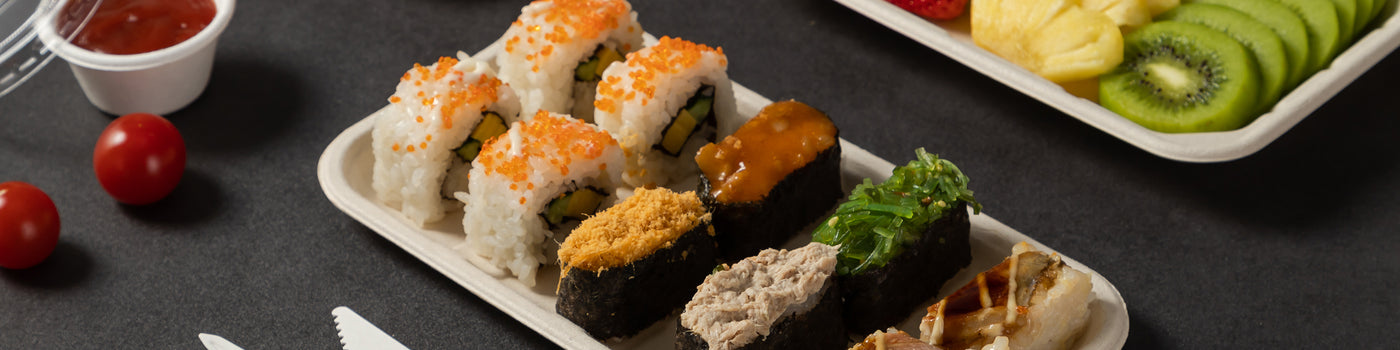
(555, 187), (716, 340)
(457, 111), (623, 287)
(918, 242), (1093, 350)
(594, 36), (741, 187)
(677, 242), (846, 350)
(811, 148), (982, 334)
(695, 100), (842, 262)
(372, 52), (521, 226)
(496, 0), (643, 123)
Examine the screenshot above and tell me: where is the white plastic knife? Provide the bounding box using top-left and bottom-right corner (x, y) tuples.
(198, 333), (245, 350)
(333, 306), (411, 350)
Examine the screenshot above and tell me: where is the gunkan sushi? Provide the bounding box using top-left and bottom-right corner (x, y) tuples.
(372, 52), (521, 226)
(457, 111), (623, 287)
(811, 148), (982, 334)
(496, 0), (643, 123)
(677, 242), (845, 350)
(695, 100), (842, 262)
(918, 242), (1093, 350)
(555, 187), (717, 340)
(594, 36), (741, 187)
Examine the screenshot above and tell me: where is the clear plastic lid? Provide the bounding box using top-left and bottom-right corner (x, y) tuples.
(0, 0), (96, 97)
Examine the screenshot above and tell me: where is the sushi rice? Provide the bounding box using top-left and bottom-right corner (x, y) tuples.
(371, 52), (521, 226)
(594, 36), (741, 187)
(496, 0), (643, 121)
(456, 111), (624, 287)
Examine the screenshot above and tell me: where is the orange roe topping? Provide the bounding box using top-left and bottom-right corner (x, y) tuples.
(510, 183), (519, 190)
(527, 182), (535, 190)
(513, 0), (630, 73)
(392, 143), (400, 151)
(475, 111), (619, 191)
(594, 37), (724, 114)
(388, 55), (505, 153)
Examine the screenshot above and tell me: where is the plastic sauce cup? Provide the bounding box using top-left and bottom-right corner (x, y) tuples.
(37, 0), (236, 115)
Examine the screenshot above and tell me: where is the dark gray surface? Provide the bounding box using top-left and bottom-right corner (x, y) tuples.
(2, 0), (1397, 348)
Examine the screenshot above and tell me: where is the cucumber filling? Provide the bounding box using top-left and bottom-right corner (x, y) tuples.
(575, 46), (624, 82)
(454, 111), (508, 162)
(543, 187), (608, 227)
(656, 85), (716, 156)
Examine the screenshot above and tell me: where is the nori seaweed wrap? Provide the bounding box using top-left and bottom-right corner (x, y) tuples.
(555, 188), (717, 340)
(811, 148), (981, 334)
(695, 100), (842, 262)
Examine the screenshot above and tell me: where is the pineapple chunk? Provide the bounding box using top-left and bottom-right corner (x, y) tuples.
(1143, 0), (1179, 16)
(973, 0), (1124, 83)
(1082, 0), (1151, 29)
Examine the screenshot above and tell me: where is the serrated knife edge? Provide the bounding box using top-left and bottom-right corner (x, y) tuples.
(333, 306), (412, 350)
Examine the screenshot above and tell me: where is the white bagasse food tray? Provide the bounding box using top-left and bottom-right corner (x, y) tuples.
(317, 37), (1129, 349)
(835, 0), (1400, 162)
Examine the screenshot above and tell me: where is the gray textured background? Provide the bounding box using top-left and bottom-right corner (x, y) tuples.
(2, 0), (1397, 348)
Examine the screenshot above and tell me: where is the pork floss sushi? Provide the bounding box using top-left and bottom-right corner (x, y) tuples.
(458, 111), (623, 287)
(496, 0), (643, 122)
(695, 100), (842, 262)
(919, 242), (1092, 350)
(372, 52), (521, 226)
(811, 148), (981, 334)
(595, 36), (741, 187)
(677, 242), (846, 350)
(555, 187), (716, 340)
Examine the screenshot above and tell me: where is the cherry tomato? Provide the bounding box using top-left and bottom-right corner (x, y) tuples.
(0, 182), (61, 269)
(94, 113), (186, 205)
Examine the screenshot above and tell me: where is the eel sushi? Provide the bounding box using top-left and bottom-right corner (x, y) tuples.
(457, 111), (623, 287)
(677, 242), (846, 350)
(594, 36), (741, 187)
(918, 242), (1093, 350)
(695, 100), (842, 262)
(372, 52), (521, 226)
(556, 187), (716, 340)
(811, 148), (982, 334)
(495, 0), (643, 123)
(850, 329), (939, 350)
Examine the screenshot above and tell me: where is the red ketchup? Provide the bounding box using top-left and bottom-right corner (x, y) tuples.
(58, 0), (217, 55)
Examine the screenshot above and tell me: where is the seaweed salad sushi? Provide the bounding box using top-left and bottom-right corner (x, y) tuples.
(695, 100), (842, 262)
(811, 148), (981, 334)
(555, 187), (717, 340)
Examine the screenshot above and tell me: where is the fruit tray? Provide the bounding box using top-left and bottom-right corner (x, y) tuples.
(835, 0), (1400, 162)
(316, 35), (1130, 349)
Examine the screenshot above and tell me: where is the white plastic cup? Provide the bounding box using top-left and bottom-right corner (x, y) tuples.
(37, 0), (236, 115)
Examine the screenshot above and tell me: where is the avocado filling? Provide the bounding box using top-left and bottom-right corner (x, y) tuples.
(575, 46), (625, 82)
(656, 85), (716, 156)
(454, 111), (508, 162)
(543, 187), (608, 227)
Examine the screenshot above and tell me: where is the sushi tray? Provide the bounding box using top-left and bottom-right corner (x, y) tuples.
(317, 34), (1129, 349)
(834, 0), (1400, 162)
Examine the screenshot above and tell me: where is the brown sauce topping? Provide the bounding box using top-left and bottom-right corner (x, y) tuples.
(695, 100), (837, 203)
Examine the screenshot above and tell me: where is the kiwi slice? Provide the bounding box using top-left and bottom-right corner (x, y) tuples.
(1273, 0), (1342, 72)
(1326, 0), (1359, 45)
(1100, 21), (1261, 133)
(1187, 0), (1311, 88)
(1355, 0), (1376, 38)
(1157, 4), (1289, 110)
